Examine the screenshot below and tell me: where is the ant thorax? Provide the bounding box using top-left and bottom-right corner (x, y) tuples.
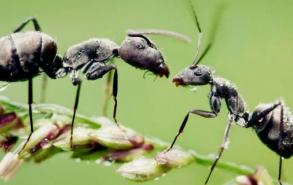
(210, 76), (246, 120)
(211, 77), (238, 98)
(63, 38), (119, 70)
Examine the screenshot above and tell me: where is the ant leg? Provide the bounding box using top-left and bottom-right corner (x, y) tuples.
(168, 109), (218, 151)
(7, 35), (34, 153)
(278, 100), (284, 185)
(70, 81), (82, 149)
(13, 17), (41, 32)
(204, 115), (233, 185)
(187, 109), (218, 118)
(84, 63), (119, 124)
(278, 156), (283, 185)
(112, 69), (118, 124)
(19, 78), (34, 153)
(102, 71), (113, 116)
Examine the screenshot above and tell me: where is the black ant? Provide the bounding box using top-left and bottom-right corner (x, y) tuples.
(167, 2), (290, 185)
(0, 17), (63, 152)
(60, 30), (191, 148)
(167, 2), (246, 184)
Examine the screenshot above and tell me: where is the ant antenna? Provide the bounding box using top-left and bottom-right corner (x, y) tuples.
(189, 0), (204, 66)
(196, 43), (212, 64)
(190, 0), (225, 67)
(127, 29), (192, 43)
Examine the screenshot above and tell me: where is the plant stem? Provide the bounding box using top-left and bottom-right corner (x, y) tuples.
(0, 96), (100, 128)
(0, 96), (255, 175)
(146, 137), (255, 175)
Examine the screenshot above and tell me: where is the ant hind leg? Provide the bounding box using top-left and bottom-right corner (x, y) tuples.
(19, 78), (34, 153)
(13, 17), (41, 33)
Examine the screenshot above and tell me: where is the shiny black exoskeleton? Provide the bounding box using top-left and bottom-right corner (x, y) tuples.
(60, 31), (179, 148)
(170, 64), (247, 185)
(0, 17), (63, 152)
(247, 100), (293, 159)
(0, 18), (62, 81)
(167, 2), (289, 185)
(243, 99), (292, 185)
(173, 65), (246, 121)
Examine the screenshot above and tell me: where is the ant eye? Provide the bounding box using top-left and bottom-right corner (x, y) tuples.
(136, 44), (145, 49)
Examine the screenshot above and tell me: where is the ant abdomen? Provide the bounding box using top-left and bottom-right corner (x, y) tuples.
(0, 31), (57, 81)
(249, 102), (293, 158)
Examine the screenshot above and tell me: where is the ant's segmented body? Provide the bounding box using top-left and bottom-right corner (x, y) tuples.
(173, 66), (246, 122)
(61, 31), (190, 148)
(167, 2), (291, 185)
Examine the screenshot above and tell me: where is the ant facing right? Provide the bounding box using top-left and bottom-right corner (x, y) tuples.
(167, 1), (293, 185)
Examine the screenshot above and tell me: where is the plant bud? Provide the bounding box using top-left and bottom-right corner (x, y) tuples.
(235, 167), (273, 185)
(90, 125), (144, 150)
(156, 148), (194, 168)
(19, 121), (59, 158)
(0, 112), (23, 134)
(117, 157), (167, 181)
(53, 127), (94, 151)
(104, 143), (154, 162)
(0, 152), (23, 180)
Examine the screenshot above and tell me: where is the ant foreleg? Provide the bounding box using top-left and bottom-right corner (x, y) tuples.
(84, 63), (119, 125)
(167, 109), (218, 151)
(19, 78), (34, 153)
(204, 115), (233, 185)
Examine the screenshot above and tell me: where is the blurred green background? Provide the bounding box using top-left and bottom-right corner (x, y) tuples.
(1, 0), (293, 184)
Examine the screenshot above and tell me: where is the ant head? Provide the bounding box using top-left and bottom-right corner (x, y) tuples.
(118, 34), (169, 78)
(247, 101), (282, 129)
(173, 64), (213, 86)
(43, 55), (66, 79)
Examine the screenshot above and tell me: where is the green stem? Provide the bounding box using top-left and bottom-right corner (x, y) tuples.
(0, 96), (100, 128)
(146, 137), (254, 175)
(192, 152), (254, 175)
(0, 96), (254, 176)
